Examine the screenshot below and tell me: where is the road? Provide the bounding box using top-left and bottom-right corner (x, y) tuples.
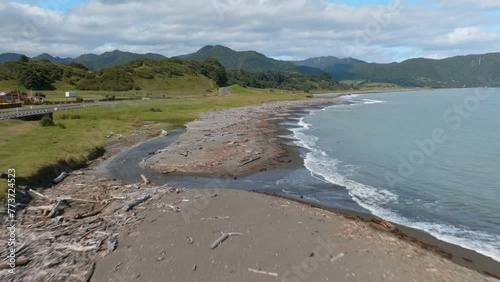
(219, 87), (231, 96)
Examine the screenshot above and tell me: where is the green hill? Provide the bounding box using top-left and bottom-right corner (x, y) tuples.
(0, 58), (216, 94)
(346, 53), (500, 87)
(72, 50), (166, 69)
(293, 56), (367, 74)
(3, 46), (500, 89)
(175, 45), (323, 74)
(0, 50), (168, 70)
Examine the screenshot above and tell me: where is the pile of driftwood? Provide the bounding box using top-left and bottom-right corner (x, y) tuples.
(0, 171), (183, 282)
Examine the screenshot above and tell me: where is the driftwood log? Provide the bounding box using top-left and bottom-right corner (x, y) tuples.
(53, 172), (68, 184)
(239, 156), (261, 167)
(123, 194), (151, 211)
(140, 174), (150, 185)
(210, 232), (242, 249)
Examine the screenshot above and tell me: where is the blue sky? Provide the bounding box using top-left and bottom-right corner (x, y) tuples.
(15, 0), (82, 11)
(2, 0), (500, 62)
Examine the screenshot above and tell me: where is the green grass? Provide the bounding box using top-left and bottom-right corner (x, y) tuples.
(0, 86), (308, 199)
(22, 75), (217, 102)
(0, 80), (23, 91)
(340, 80), (403, 90)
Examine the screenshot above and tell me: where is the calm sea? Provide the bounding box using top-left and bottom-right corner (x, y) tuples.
(289, 88), (500, 261)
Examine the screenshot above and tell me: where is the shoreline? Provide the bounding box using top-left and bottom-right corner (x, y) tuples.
(258, 191), (500, 278)
(105, 96), (500, 277)
(142, 98), (343, 178)
(91, 187), (500, 281)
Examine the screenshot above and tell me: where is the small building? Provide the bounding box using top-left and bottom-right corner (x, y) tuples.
(0, 91), (22, 103)
(65, 91), (77, 97)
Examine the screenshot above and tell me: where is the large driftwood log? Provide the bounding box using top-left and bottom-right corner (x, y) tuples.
(53, 172), (68, 184)
(122, 194), (151, 211)
(239, 156), (261, 167)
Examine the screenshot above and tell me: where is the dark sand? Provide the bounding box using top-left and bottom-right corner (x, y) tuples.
(92, 188), (499, 282)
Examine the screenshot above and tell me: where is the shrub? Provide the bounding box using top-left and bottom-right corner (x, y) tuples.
(149, 107), (162, 112)
(40, 116), (54, 127)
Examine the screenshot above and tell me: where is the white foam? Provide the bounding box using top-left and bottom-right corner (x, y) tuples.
(297, 117), (312, 129)
(290, 110), (500, 262)
(375, 209), (500, 262)
(362, 99), (386, 104)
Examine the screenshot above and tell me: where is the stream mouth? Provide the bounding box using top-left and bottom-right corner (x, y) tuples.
(103, 126), (367, 214)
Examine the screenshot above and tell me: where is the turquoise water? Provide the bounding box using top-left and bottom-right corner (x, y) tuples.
(292, 88), (500, 261)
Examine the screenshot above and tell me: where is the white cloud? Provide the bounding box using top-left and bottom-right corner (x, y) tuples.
(0, 0), (500, 62)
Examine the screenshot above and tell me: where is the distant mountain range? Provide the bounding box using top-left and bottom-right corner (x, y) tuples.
(2, 46), (500, 87)
(0, 50), (167, 69)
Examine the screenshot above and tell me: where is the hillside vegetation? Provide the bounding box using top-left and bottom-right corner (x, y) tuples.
(0, 57), (354, 94)
(3, 46), (500, 88)
(0, 58), (217, 94)
(175, 45), (295, 71)
(347, 53), (500, 88)
(228, 70), (351, 91)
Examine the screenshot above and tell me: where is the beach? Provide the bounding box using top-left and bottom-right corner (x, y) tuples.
(2, 96), (499, 282)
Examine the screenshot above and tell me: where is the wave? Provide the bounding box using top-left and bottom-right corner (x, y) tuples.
(362, 99), (386, 104)
(289, 108), (500, 262)
(336, 94), (387, 106)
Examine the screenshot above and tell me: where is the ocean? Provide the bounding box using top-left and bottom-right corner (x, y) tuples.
(287, 88), (500, 262)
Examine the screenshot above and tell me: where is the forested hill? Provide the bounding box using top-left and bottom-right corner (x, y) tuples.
(344, 53), (500, 88)
(0, 58), (222, 91)
(2, 46), (500, 88)
(174, 45), (323, 74)
(175, 45), (293, 71)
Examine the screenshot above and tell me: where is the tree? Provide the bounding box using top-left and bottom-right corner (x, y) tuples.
(201, 58), (228, 87)
(18, 65), (52, 89)
(69, 62), (88, 70)
(19, 55), (29, 63)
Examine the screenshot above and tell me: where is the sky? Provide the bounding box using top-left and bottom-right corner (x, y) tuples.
(1, 0), (500, 63)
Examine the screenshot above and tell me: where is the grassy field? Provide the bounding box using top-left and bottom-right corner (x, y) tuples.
(0, 74), (217, 103)
(340, 80), (403, 90)
(0, 85), (308, 199)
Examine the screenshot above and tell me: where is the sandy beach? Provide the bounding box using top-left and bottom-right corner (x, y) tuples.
(92, 188), (499, 282)
(2, 97), (500, 282)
